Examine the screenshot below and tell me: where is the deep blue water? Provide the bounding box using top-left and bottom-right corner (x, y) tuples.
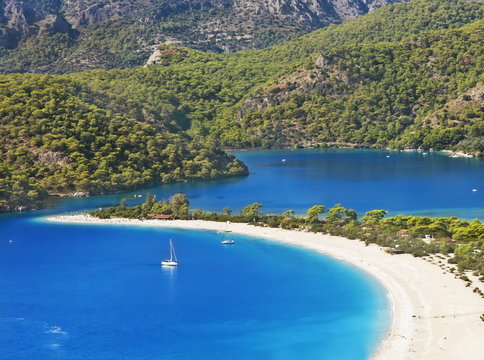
(31, 148), (483, 219)
(1, 148), (482, 359)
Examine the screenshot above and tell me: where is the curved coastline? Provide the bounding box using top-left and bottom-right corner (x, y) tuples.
(46, 215), (484, 359)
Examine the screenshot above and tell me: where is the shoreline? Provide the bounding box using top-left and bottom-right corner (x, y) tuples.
(46, 215), (484, 360)
(227, 145), (478, 158)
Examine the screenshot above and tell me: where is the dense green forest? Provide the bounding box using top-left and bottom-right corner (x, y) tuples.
(69, 6), (483, 151)
(90, 194), (484, 280)
(0, 75), (247, 212)
(0, 0), (483, 212)
(238, 21), (484, 150)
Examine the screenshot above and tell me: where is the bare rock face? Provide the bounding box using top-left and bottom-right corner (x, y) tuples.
(232, 0), (407, 25)
(0, 0), (39, 48)
(0, 0), (75, 48)
(145, 48), (165, 66)
(37, 150), (70, 168)
(72, 0), (136, 26)
(37, 14), (74, 35)
(315, 54), (329, 68)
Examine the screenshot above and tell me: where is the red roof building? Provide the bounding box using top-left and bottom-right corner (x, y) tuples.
(148, 214), (173, 219)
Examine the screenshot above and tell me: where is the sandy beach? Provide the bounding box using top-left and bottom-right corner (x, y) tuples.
(47, 214), (484, 360)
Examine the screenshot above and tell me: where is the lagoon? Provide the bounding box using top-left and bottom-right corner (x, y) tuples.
(40, 148), (483, 219)
(0, 148), (482, 359)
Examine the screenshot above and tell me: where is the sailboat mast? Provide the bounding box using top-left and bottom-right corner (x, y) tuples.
(170, 239), (177, 262)
(172, 241), (177, 262)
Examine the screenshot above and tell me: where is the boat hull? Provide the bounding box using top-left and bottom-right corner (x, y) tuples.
(161, 261), (178, 266)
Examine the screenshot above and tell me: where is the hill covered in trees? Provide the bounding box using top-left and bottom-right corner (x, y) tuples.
(0, 75), (247, 212)
(237, 21), (484, 151)
(0, 0), (483, 212)
(70, 0), (483, 151)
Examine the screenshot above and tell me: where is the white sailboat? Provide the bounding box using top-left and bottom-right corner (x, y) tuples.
(161, 239), (178, 266)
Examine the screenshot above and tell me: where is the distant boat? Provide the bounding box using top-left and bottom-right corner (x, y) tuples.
(221, 221), (232, 233)
(221, 221), (235, 244)
(282, 158), (287, 162)
(161, 239), (178, 266)
(472, 189), (478, 192)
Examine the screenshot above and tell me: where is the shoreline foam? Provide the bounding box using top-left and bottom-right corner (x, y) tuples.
(46, 214), (484, 359)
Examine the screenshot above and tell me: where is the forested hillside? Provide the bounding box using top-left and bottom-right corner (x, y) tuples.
(238, 21), (484, 150)
(0, 75), (247, 212)
(0, 0), (483, 212)
(70, 0), (483, 150)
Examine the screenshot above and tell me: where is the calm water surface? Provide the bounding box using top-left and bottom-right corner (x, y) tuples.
(34, 148), (483, 219)
(1, 149), (482, 359)
(0, 219), (388, 360)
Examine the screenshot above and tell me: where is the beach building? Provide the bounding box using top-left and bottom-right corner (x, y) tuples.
(147, 214), (173, 220)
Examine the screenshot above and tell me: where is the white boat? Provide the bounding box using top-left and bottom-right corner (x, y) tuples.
(161, 239), (178, 266)
(220, 221), (232, 233)
(221, 239), (235, 245)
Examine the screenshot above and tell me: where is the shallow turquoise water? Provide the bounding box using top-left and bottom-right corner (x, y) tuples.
(1, 148), (482, 359)
(0, 217), (388, 360)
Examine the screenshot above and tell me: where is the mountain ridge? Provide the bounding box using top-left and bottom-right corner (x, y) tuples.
(0, 0), (407, 73)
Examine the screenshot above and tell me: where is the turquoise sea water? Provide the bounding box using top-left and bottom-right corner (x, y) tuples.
(1, 149), (482, 359)
(0, 219), (388, 360)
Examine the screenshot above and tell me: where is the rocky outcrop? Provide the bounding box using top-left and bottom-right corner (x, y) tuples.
(232, 0), (407, 25)
(143, 0), (407, 61)
(37, 14), (74, 35)
(0, 0), (76, 48)
(0, 0), (39, 48)
(37, 150), (70, 168)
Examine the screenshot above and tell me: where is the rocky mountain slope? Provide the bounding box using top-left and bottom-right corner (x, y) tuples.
(0, 0), (406, 73)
